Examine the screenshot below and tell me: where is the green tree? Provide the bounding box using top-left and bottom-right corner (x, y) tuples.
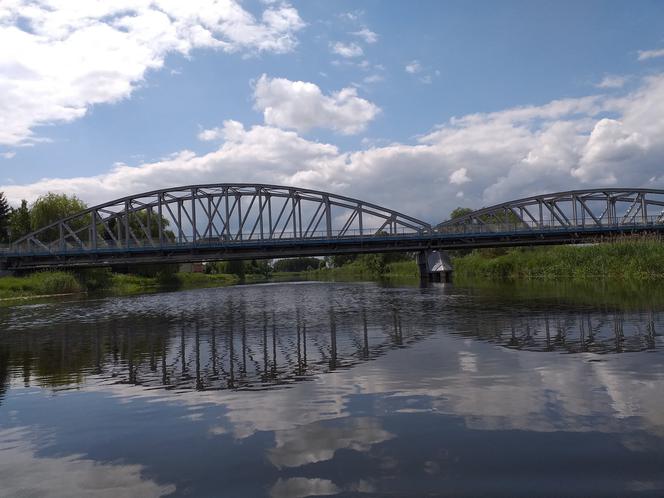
(273, 257), (324, 272)
(8, 200), (31, 241)
(450, 207), (474, 220)
(30, 193), (88, 241)
(0, 192), (10, 243)
(104, 210), (174, 244)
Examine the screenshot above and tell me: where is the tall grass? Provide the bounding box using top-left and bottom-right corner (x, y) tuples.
(454, 238), (664, 280)
(0, 271), (82, 299)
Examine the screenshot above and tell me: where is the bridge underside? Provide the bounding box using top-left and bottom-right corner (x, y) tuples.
(3, 225), (660, 271)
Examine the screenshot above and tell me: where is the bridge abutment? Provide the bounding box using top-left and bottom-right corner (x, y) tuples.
(417, 250), (453, 283)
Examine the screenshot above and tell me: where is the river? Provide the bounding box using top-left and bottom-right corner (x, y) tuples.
(0, 280), (663, 497)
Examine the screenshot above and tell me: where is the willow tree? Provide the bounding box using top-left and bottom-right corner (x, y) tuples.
(30, 193), (89, 241)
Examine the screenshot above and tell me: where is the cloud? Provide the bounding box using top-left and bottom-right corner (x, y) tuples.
(449, 167), (470, 185)
(405, 60), (422, 74)
(0, 427), (175, 497)
(595, 75), (628, 89)
(330, 41), (363, 58)
(0, 0), (304, 146)
(352, 28), (378, 44)
(638, 48), (664, 61)
(197, 127), (225, 142)
(1, 151), (15, 159)
(2, 74), (664, 223)
(253, 74), (380, 134)
(362, 74), (384, 85)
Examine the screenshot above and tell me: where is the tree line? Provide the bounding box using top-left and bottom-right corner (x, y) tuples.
(0, 192), (87, 243)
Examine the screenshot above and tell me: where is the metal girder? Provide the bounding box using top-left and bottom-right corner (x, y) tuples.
(9, 183), (432, 256)
(437, 188), (664, 233)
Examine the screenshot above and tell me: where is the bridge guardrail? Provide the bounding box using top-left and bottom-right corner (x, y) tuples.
(2, 217), (664, 259)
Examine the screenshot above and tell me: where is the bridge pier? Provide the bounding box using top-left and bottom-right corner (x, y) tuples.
(417, 250), (453, 283)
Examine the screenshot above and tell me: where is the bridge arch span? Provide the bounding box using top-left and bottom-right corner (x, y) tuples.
(12, 183), (432, 256)
(437, 188), (664, 231)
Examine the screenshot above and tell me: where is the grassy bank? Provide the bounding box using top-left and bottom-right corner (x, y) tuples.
(0, 271), (83, 299)
(454, 238), (664, 280)
(0, 270), (240, 301)
(305, 260), (419, 280)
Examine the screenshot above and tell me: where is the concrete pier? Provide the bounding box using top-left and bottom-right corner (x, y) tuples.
(417, 250), (453, 282)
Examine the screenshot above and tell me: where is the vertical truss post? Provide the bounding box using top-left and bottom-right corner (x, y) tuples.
(538, 199), (544, 228)
(157, 193), (164, 247)
(325, 195), (332, 238)
(297, 195), (302, 238)
(358, 204), (363, 236)
(224, 187), (230, 241)
(291, 192), (297, 239)
(124, 200), (130, 249)
(91, 210), (97, 251)
(267, 193), (273, 240)
(191, 188), (197, 246)
(237, 194), (242, 241)
(206, 195), (213, 239)
(59, 222), (65, 252)
(258, 188), (265, 240)
(177, 200), (183, 244)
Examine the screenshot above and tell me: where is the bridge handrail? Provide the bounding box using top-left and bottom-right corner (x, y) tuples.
(3, 218), (664, 257)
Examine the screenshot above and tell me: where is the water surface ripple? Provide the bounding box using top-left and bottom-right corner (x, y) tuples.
(1, 281), (663, 497)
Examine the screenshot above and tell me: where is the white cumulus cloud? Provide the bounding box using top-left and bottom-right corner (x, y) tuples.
(595, 75), (628, 89)
(352, 28), (378, 44)
(405, 60), (422, 74)
(0, 0), (304, 146)
(449, 167), (471, 185)
(638, 48), (664, 61)
(3, 74), (664, 224)
(330, 41), (363, 58)
(253, 74), (380, 134)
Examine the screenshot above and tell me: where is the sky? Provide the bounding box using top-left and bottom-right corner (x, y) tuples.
(1, 0), (664, 223)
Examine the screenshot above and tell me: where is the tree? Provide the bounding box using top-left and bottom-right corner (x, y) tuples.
(30, 193), (88, 241)
(8, 200), (31, 241)
(273, 257), (325, 272)
(0, 192), (10, 243)
(450, 207), (474, 220)
(104, 210), (174, 245)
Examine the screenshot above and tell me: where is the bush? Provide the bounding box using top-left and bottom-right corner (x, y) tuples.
(32, 271), (82, 295)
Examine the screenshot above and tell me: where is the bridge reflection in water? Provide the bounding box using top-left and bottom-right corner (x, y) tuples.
(0, 283), (662, 399)
(0, 286), (430, 395)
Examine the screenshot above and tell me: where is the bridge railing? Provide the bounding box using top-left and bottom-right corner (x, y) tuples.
(2, 217), (664, 258)
(0, 227), (426, 257)
(435, 215), (664, 235)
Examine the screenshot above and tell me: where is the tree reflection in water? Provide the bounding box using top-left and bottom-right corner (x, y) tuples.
(0, 282), (662, 403)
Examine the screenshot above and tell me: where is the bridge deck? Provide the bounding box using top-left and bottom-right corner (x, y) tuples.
(2, 222), (663, 270)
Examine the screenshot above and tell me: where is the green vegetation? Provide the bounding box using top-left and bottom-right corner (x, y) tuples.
(0, 271), (82, 299)
(273, 257), (325, 273)
(454, 238), (664, 280)
(305, 253), (418, 280)
(0, 192), (9, 243)
(8, 200), (31, 241)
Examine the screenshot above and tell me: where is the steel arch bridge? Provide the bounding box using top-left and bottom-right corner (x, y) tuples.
(2, 185), (664, 270)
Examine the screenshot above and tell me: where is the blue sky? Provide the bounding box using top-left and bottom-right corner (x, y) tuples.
(1, 0), (664, 220)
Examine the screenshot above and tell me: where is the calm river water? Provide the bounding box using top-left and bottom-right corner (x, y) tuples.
(1, 280), (663, 497)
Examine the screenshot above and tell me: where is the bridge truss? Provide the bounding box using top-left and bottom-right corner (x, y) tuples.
(8, 184), (431, 263)
(437, 189), (664, 233)
(4, 186), (664, 270)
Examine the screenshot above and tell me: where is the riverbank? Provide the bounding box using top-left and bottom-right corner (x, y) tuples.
(305, 260), (419, 280)
(454, 238), (664, 280)
(0, 270), (240, 301)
